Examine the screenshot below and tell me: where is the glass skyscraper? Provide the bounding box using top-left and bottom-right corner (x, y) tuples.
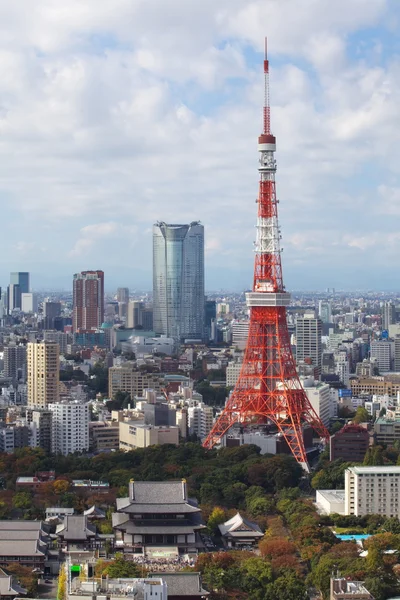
(8, 272), (30, 312)
(153, 222), (205, 341)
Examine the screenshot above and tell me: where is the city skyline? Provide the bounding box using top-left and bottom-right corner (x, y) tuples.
(0, 2), (399, 290)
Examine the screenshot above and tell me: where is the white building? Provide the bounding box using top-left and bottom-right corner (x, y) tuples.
(295, 312), (322, 374)
(335, 352), (350, 387)
(187, 402), (213, 439)
(345, 466), (400, 517)
(370, 340), (394, 373)
(302, 378), (330, 428)
(49, 400), (89, 456)
(231, 321), (249, 351)
(21, 293), (38, 313)
(128, 336), (176, 356)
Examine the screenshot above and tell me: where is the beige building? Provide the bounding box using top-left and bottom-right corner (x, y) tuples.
(108, 364), (163, 399)
(345, 466), (400, 518)
(89, 421), (120, 451)
(27, 342), (60, 408)
(119, 421), (179, 450)
(350, 375), (400, 397)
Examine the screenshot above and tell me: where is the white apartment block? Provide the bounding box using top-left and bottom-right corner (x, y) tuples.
(345, 466), (400, 518)
(302, 379), (330, 428)
(49, 401), (89, 456)
(187, 402), (214, 439)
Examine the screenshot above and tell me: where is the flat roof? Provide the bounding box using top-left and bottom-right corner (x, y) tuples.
(316, 490), (345, 502)
(348, 466), (400, 474)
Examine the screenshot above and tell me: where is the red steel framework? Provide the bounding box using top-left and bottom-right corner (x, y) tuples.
(203, 38), (330, 470)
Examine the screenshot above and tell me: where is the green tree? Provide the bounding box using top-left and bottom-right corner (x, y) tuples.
(207, 507), (226, 534)
(12, 491), (32, 509)
(381, 517), (400, 534)
(96, 554), (140, 578)
(353, 406), (370, 424)
(247, 496), (275, 517)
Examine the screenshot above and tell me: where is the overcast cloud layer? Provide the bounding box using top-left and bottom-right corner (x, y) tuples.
(0, 0), (399, 291)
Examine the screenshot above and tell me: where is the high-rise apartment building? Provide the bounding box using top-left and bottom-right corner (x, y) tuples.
(27, 341), (60, 408)
(232, 321), (250, 350)
(3, 344), (27, 380)
(295, 311), (322, 375)
(73, 270), (104, 332)
(49, 400), (89, 455)
(153, 222), (204, 340)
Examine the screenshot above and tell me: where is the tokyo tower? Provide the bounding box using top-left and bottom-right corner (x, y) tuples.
(203, 39), (330, 471)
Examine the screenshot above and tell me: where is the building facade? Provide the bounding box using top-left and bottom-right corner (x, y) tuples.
(73, 271), (104, 332)
(3, 344), (26, 380)
(153, 222), (204, 341)
(27, 341), (60, 408)
(49, 400), (89, 455)
(295, 312), (322, 374)
(345, 466), (400, 517)
(108, 364), (163, 399)
(330, 424), (370, 462)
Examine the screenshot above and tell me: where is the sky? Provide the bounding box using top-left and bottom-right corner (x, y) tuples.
(1, 0), (400, 292)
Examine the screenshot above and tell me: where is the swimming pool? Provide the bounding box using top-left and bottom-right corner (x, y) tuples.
(335, 534), (371, 541)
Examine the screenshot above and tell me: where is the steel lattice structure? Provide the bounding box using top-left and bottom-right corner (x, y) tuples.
(203, 39), (330, 471)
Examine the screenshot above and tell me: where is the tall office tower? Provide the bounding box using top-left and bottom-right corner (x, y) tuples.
(3, 344), (27, 380)
(27, 341), (60, 408)
(72, 270), (104, 332)
(203, 40), (329, 469)
(127, 301), (145, 328)
(43, 301), (62, 329)
(295, 312), (323, 375)
(117, 288), (129, 303)
(318, 300), (332, 324)
(153, 222), (205, 340)
(370, 340), (393, 373)
(204, 300), (216, 341)
(142, 307), (153, 331)
(21, 293), (38, 313)
(8, 272), (29, 312)
(383, 301), (396, 330)
(49, 400), (89, 455)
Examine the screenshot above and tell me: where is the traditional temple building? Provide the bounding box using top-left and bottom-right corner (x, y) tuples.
(218, 513), (263, 548)
(112, 480), (205, 557)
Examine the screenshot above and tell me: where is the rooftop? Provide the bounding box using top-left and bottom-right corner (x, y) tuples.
(316, 490), (346, 503)
(149, 572), (209, 597)
(348, 466), (400, 474)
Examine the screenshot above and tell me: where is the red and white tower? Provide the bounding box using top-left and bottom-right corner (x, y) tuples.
(203, 39), (330, 471)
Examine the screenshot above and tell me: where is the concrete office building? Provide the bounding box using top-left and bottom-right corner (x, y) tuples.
(318, 300), (332, 324)
(8, 272), (29, 312)
(127, 301), (144, 328)
(302, 379), (330, 428)
(117, 288), (129, 304)
(370, 340), (394, 373)
(119, 421), (179, 450)
(3, 344), (26, 380)
(27, 342), (60, 408)
(383, 301), (396, 331)
(330, 424), (370, 462)
(73, 271), (104, 332)
(21, 293), (38, 313)
(226, 359), (243, 387)
(153, 222), (204, 340)
(43, 331), (68, 355)
(232, 321), (250, 350)
(108, 364), (164, 399)
(43, 301), (62, 329)
(49, 400), (89, 455)
(345, 466), (400, 517)
(26, 409), (53, 453)
(295, 311), (322, 374)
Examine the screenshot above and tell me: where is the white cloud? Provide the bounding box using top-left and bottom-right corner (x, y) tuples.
(0, 0), (397, 289)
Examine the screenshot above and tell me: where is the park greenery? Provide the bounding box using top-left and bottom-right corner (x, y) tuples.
(3, 441), (400, 598)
